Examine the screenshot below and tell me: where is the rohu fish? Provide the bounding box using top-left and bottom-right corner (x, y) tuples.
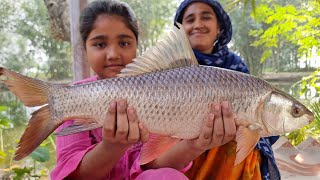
(0, 23), (314, 165)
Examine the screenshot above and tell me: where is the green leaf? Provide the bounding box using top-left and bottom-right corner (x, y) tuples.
(29, 146), (49, 162)
(260, 49), (271, 63)
(12, 167), (32, 180)
(311, 101), (320, 129)
(0, 118), (12, 128)
(0, 106), (8, 112)
(0, 150), (6, 159)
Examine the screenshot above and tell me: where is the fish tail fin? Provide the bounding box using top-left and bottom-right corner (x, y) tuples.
(0, 67), (51, 107)
(14, 105), (61, 160)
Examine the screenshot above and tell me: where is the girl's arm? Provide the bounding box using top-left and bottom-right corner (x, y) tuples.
(67, 100), (148, 180)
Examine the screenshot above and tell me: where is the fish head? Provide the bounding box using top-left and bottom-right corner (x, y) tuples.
(260, 91), (314, 135)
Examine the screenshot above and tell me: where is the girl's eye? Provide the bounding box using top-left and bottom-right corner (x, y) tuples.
(202, 16), (212, 20)
(120, 41), (130, 47)
(185, 18), (194, 24)
(94, 43), (106, 48)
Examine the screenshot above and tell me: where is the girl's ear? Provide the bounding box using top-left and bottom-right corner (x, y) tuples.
(217, 26), (221, 35)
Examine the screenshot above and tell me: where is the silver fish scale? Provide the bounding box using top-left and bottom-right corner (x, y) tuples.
(50, 66), (273, 139)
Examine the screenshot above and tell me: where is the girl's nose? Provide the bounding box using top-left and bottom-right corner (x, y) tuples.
(194, 18), (205, 29)
(106, 46), (120, 61)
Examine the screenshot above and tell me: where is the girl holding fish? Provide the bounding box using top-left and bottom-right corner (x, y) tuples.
(50, 0), (238, 179)
(0, 0), (312, 178)
(174, 0), (280, 179)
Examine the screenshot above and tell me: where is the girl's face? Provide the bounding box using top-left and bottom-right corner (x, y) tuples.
(182, 2), (220, 54)
(85, 15), (137, 79)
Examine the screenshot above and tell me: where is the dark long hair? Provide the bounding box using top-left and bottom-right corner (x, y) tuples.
(79, 0), (139, 46)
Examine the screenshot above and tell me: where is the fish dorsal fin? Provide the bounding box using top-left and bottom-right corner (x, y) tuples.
(118, 23), (198, 77)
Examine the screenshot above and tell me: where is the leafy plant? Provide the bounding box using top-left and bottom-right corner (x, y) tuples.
(0, 105), (13, 161)
(30, 147), (50, 163)
(287, 80), (320, 145)
(294, 70), (320, 98)
(250, 0), (320, 68)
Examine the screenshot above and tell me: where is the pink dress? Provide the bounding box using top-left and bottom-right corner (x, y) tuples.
(50, 76), (191, 180)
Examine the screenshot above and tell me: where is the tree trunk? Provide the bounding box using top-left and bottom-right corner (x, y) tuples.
(44, 0), (70, 42)
(44, 0), (91, 81)
(69, 0), (91, 82)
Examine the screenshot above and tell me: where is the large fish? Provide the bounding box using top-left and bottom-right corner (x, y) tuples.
(0, 24), (314, 165)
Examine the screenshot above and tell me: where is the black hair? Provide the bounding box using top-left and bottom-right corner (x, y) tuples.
(79, 0), (139, 46)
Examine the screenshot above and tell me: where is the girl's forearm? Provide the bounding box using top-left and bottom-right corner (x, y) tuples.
(143, 140), (203, 170)
(67, 142), (127, 179)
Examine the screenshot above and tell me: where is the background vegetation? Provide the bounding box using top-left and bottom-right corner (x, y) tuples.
(0, 0), (319, 178)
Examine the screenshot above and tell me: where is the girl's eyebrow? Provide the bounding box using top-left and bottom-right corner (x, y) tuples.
(201, 11), (214, 16)
(118, 34), (135, 40)
(184, 11), (214, 20)
(88, 34), (134, 41)
(183, 13), (195, 20)
(89, 35), (107, 41)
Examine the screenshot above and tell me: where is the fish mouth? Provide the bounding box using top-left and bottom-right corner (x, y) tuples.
(307, 111), (314, 124)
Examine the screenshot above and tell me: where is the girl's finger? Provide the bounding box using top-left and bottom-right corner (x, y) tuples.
(211, 103), (224, 146)
(115, 100), (129, 142)
(103, 100), (117, 140)
(139, 123), (149, 143)
(199, 113), (214, 145)
(127, 107), (140, 143)
(221, 101), (236, 144)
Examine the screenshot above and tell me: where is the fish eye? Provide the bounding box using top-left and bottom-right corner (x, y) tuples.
(292, 105), (302, 118)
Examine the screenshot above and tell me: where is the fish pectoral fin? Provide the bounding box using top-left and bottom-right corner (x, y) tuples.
(234, 125), (262, 165)
(139, 134), (180, 165)
(56, 123), (101, 136)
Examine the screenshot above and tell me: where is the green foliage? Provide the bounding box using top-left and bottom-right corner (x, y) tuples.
(286, 128), (307, 146)
(250, 0), (320, 65)
(311, 101), (320, 130)
(12, 167), (33, 180)
(0, 92), (28, 126)
(0, 0), (72, 81)
(260, 49), (272, 63)
(0, 105), (12, 160)
(294, 70), (320, 97)
(222, 0), (265, 75)
(30, 147), (50, 163)
(121, 0), (179, 54)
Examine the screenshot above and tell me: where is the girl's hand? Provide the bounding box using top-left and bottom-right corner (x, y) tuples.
(102, 100), (149, 149)
(186, 101), (236, 152)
